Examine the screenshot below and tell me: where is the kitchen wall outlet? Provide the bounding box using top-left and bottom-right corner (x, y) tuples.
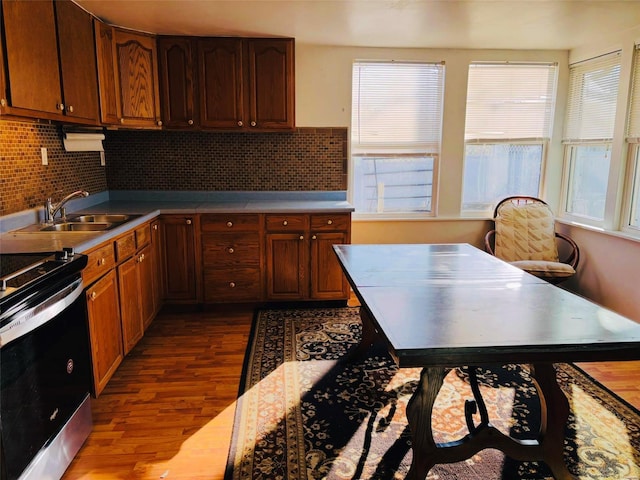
(100, 151), (105, 166)
(41, 147), (48, 165)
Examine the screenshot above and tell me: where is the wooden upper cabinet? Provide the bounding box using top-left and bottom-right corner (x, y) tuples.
(0, 0), (99, 123)
(197, 37), (244, 129)
(54, 0), (100, 123)
(157, 37), (196, 129)
(158, 36), (295, 131)
(94, 20), (161, 128)
(247, 38), (295, 130)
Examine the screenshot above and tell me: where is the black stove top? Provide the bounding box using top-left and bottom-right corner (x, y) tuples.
(0, 249), (88, 306)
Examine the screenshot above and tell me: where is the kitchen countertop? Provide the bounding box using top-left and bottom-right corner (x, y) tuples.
(0, 191), (354, 254)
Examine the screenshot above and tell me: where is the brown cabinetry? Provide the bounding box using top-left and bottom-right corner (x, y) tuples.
(94, 20), (162, 128)
(85, 259), (123, 397)
(265, 213), (351, 301)
(162, 215), (200, 303)
(157, 36), (294, 130)
(0, 0), (99, 123)
(201, 213), (263, 302)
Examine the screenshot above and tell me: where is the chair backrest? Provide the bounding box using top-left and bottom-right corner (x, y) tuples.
(494, 197), (559, 262)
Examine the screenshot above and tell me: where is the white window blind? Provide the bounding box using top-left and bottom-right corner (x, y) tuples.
(564, 51), (622, 143)
(464, 62), (557, 142)
(351, 61), (445, 153)
(627, 45), (640, 141)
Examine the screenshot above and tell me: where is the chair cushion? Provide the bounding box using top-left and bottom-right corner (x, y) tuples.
(495, 201), (559, 262)
(510, 260), (576, 279)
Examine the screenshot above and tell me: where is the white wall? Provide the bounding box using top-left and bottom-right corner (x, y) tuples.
(294, 38), (640, 323)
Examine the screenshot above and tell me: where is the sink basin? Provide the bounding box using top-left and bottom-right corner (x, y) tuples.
(69, 214), (131, 223)
(40, 222), (113, 232)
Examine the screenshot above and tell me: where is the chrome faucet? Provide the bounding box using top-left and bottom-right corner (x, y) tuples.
(44, 190), (89, 224)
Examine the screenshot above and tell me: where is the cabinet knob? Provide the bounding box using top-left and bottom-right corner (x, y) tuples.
(98, 257), (106, 266)
(312, 235), (317, 240)
(327, 219), (333, 225)
(237, 120), (243, 127)
(283, 220), (288, 226)
(138, 253), (145, 262)
(56, 102), (65, 111)
(0, 99), (6, 107)
(67, 105), (74, 113)
(157, 120), (163, 126)
(299, 235), (304, 240)
(153, 224), (158, 230)
(226, 221), (233, 228)
(120, 118), (124, 124)
(188, 119), (194, 125)
(227, 247), (234, 254)
(90, 291), (97, 301)
(186, 219), (192, 225)
(229, 282), (236, 288)
(250, 121), (257, 127)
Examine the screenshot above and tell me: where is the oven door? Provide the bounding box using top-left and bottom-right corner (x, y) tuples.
(1, 274), (91, 480)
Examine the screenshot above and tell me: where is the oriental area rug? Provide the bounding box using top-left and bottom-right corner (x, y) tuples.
(225, 307), (640, 480)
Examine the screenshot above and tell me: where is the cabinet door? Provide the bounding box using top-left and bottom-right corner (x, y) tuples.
(1, 0), (63, 117)
(94, 19), (121, 125)
(266, 232), (307, 300)
(158, 36), (196, 129)
(86, 270), (124, 397)
(310, 232), (350, 300)
(197, 37), (244, 129)
(247, 38), (295, 130)
(114, 29), (162, 128)
(162, 215), (200, 302)
(150, 220), (164, 318)
(118, 255), (144, 354)
(138, 243), (157, 330)
(54, 0), (100, 123)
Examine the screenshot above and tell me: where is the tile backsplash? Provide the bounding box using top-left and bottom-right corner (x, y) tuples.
(0, 121), (107, 216)
(1, 121), (348, 216)
(104, 127), (347, 191)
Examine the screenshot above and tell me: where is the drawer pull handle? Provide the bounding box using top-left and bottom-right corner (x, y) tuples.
(327, 219), (333, 225)
(227, 221), (233, 228)
(283, 220), (288, 226)
(227, 247), (234, 254)
(229, 282), (236, 288)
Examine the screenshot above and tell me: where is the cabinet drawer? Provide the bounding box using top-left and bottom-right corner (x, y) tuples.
(201, 214), (261, 232)
(202, 233), (260, 267)
(265, 214), (309, 231)
(83, 242), (116, 285)
(311, 213), (351, 231)
(115, 231), (136, 262)
(203, 268), (262, 302)
(135, 223), (151, 248)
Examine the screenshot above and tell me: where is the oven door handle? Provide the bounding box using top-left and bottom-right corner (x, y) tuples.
(0, 277), (84, 348)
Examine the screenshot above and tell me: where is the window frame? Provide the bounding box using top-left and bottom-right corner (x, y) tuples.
(349, 60), (445, 219)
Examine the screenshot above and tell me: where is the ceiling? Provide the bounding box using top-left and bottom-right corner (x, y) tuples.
(75, 0), (640, 51)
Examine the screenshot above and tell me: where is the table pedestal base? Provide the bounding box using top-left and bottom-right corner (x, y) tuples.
(405, 364), (577, 480)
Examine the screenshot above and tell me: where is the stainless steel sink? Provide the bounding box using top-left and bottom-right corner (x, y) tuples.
(69, 214), (131, 223)
(39, 222), (113, 232)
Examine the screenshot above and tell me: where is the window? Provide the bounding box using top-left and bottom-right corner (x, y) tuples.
(626, 45), (640, 229)
(350, 61), (445, 215)
(563, 51), (621, 220)
(462, 62), (558, 212)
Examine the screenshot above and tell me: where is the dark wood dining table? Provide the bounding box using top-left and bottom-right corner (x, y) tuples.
(333, 243), (640, 480)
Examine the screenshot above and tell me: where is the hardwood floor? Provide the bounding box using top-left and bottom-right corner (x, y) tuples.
(63, 304), (640, 479)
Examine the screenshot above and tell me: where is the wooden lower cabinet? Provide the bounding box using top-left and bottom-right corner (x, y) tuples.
(162, 215), (200, 302)
(117, 254), (144, 354)
(310, 231), (350, 299)
(86, 269), (124, 397)
(265, 232), (308, 299)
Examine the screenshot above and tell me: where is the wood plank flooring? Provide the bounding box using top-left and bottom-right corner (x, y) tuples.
(62, 305), (640, 480)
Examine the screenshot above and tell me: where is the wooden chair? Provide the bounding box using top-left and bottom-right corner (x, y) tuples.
(484, 196), (579, 284)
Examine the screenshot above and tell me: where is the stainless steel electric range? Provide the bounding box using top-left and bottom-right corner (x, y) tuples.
(0, 248), (92, 480)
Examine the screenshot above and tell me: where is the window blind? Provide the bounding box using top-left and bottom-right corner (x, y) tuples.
(563, 51), (621, 143)
(464, 62), (557, 142)
(351, 61), (445, 153)
(627, 45), (640, 141)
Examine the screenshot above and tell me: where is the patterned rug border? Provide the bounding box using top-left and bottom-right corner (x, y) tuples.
(225, 307), (640, 479)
